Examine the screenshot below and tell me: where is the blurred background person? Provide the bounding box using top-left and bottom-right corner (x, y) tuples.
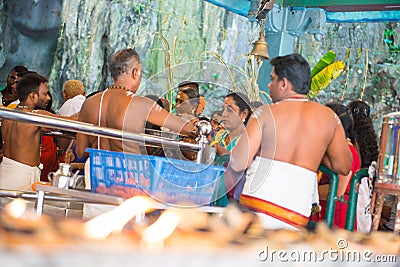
(314, 102), (361, 229)
(56, 79), (86, 163)
(40, 91), (59, 182)
(213, 92), (252, 157)
(0, 65), (28, 107)
(144, 94), (170, 156)
(211, 91), (252, 206)
(0, 66), (28, 161)
(347, 100), (379, 169)
(58, 79), (86, 117)
(175, 81), (205, 122)
(348, 100), (379, 232)
(210, 109), (223, 137)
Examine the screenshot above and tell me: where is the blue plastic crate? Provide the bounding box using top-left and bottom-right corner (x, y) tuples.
(88, 148), (152, 199)
(87, 149), (225, 206)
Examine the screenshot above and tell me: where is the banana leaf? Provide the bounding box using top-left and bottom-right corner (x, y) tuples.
(307, 60), (345, 98)
(311, 50), (337, 77)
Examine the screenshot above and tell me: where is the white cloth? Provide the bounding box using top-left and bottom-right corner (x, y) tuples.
(0, 156), (41, 191)
(84, 158), (91, 190)
(58, 94), (86, 116)
(356, 177), (372, 233)
(241, 157), (318, 230)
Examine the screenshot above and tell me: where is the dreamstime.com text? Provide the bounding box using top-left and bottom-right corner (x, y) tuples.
(258, 238), (398, 263)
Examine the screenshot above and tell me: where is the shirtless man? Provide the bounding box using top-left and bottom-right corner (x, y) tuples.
(0, 72), (54, 190)
(0, 66), (29, 160)
(229, 53), (352, 230)
(75, 48), (193, 158)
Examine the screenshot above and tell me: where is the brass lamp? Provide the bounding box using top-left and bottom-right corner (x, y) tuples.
(250, 18), (269, 63)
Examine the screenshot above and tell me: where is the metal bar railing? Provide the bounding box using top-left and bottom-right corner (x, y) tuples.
(0, 107), (200, 151)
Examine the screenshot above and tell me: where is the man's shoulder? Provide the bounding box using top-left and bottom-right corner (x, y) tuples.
(311, 102), (337, 115)
(82, 93), (101, 107)
(71, 94), (86, 101)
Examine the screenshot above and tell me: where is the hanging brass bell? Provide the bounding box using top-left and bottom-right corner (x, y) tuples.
(250, 34), (270, 60)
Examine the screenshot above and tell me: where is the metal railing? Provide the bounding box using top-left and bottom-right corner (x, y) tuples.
(0, 107), (200, 151)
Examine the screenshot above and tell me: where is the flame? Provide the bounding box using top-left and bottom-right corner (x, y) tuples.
(84, 196), (154, 239)
(141, 209), (180, 249)
(4, 198), (27, 218)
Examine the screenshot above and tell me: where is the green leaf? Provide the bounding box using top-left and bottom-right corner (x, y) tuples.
(311, 50), (336, 77)
(308, 60), (345, 98)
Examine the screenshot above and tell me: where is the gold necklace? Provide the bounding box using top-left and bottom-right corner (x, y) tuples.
(108, 85), (129, 91)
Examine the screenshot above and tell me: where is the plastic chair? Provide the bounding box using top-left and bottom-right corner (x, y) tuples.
(318, 166), (368, 231)
(345, 168), (368, 231)
(318, 165), (338, 228)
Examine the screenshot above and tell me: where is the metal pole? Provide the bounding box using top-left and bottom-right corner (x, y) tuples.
(0, 107), (200, 151)
(35, 189), (45, 217)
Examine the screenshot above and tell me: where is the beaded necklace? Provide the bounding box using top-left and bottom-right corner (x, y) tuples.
(108, 85), (129, 91)
(108, 85), (134, 96)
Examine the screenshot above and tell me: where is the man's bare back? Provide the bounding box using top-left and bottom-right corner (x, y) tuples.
(254, 100), (350, 173)
(76, 88), (189, 156)
(75, 49), (193, 158)
(76, 89), (132, 154)
(230, 53), (352, 176)
(227, 53), (353, 230)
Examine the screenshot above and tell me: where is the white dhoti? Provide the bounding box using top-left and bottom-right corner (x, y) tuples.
(240, 157), (318, 230)
(0, 156), (41, 191)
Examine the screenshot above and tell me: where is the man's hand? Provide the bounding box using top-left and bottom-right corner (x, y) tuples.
(64, 149), (75, 164)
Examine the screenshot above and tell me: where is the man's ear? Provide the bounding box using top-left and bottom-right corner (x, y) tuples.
(29, 91), (37, 101)
(62, 90), (67, 100)
(281, 77), (288, 90)
(132, 68), (141, 80)
(241, 109), (249, 122)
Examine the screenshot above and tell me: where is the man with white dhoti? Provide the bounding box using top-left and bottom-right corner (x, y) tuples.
(0, 72), (71, 191)
(228, 53), (353, 230)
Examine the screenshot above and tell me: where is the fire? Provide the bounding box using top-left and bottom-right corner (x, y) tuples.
(84, 196), (154, 239)
(4, 198), (27, 218)
(141, 209), (180, 249)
